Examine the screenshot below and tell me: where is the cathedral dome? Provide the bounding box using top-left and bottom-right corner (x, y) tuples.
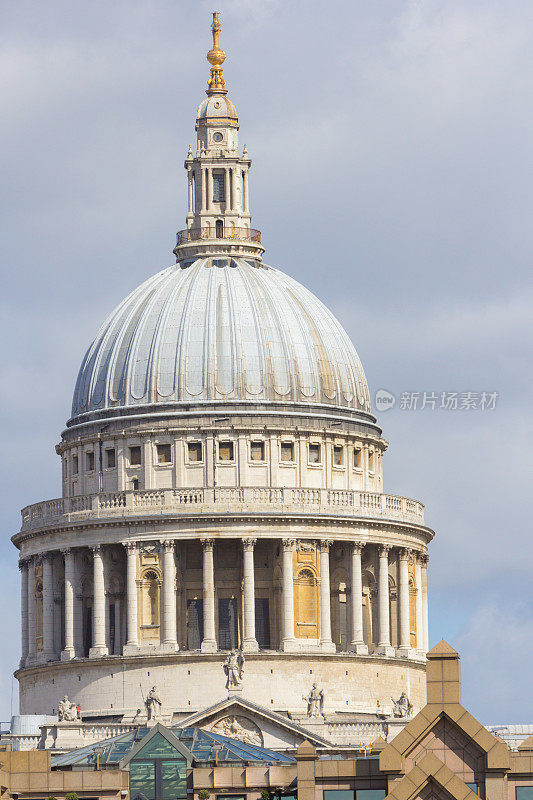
(70, 258), (371, 421)
(197, 94), (237, 122)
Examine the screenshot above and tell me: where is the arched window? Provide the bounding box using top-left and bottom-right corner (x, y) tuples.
(215, 219), (224, 238)
(140, 569), (161, 640)
(294, 568), (319, 640)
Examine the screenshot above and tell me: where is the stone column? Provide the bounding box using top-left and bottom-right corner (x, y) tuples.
(124, 542), (138, 651)
(415, 553), (424, 653)
(19, 559), (29, 668)
(206, 169), (211, 213)
(319, 540), (335, 652)
(201, 167), (206, 212)
(42, 553), (55, 660)
(90, 545), (108, 657)
(61, 549), (75, 661)
(349, 542), (368, 654)
(225, 167), (231, 210)
(243, 168), (250, 215)
(27, 557), (36, 663)
(201, 539), (217, 653)
(161, 541), (178, 651)
(242, 538), (258, 652)
(376, 544), (394, 656)
(398, 549), (412, 656)
(281, 539), (297, 651)
(421, 553), (429, 653)
(187, 168), (193, 215)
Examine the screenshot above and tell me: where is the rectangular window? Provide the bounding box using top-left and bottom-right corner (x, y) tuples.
(219, 441), (234, 461)
(105, 448), (116, 469)
(85, 451), (95, 471)
(255, 598), (271, 649)
(188, 441), (203, 462)
(281, 441), (294, 462)
(218, 597), (238, 649)
(516, 790), (533, 800)
(354, 447), (362, 468)
(356, 791), (387, 800)
(156, 444), (172, 464)
(129, 446), (142, 466)
(187, 599), (204, 650)
(212, 172), (225, 202)
(72, 455), (79, 475)
(309, 443), (321, 464)
(368, 451), (375, 471)
(251, 441), (265, 461)
(333, 445), (344, 466)
(130, 761), (155, 800)
(324, 792), (354, 800)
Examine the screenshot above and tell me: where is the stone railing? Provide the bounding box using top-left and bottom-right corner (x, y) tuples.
(175, 226), (262, 246)
(20, 487), (425, 532)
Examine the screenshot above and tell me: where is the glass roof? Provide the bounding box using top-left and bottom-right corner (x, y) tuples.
(51, 724), (296, 769)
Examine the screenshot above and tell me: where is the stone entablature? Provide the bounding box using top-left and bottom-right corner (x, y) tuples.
(20, 487), (425, 532)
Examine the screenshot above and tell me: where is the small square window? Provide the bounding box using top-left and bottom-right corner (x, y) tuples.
(281, 441), (294, 462)
(219, 441), (234, 461)
(85, 451), (95, 471)
(188, 442), (203, 462)
(333, 445), (344, 466)
(354, 447), (362, 468)
(72, 455), (79, 475)
(309, 443), (321, 464)
(129, 446), (142, 466)
(251, 441), (265, 461)
(105, 448), (116, 469)
(156, 444), (172, 464)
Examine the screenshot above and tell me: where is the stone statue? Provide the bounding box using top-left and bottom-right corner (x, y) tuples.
(145, 685), (162, 721)
(304, 683), (324, 718)
(223, 650), (245, 689)
(210, 715), (263, 747)
(57, 695), (78, 722)
(392, 691), (413, 718)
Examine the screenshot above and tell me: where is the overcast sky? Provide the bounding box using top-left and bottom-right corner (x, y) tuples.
(1, 0), (532, 725)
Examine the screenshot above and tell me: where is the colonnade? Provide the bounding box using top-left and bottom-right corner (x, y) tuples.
(18, 538), (429, 668)
(187, 165), (249, 216)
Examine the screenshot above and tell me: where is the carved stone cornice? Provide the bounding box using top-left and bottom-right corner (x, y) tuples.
(296, 539), (315, 553)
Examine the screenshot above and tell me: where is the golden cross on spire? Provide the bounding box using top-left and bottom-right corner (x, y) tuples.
(207, 11), (227, 93)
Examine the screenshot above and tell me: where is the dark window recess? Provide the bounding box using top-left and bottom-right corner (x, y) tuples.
(187, 599), (204, 650)
(72, 455), (79, 474)
(218, 598), (238, 650)
(251, 441), (265, 461)
(105, 448), (116, 468)
(130, 446), (142, 466)
(109, 602), (116, 654)
(219, 441), (234, 461)
(255, 598), (271, 649)
(213, 173), (225, 202)
(156, 444), (172, 464)
(83, 605), (93, 657)
(309, 443), (321, 464)
(281, 441), (294, 462)
(85, 451), (95, 471)
(354, 448), (362, 468)
(333, 445), (344, 466)
(131, 477), (139, 491)
(188, 442), (203, 462)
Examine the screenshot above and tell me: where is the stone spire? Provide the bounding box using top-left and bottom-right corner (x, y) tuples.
(173, 12), (264, 262)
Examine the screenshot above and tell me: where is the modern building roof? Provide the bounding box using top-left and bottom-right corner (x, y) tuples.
(70, 257), (372, 422)
(51, 725), (296, 769)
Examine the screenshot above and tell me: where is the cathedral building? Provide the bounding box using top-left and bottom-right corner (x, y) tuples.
(13, 14), (434, 751)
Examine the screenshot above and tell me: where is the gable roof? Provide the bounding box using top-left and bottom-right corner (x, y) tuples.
(386, 751), (480, 800)
(177, 696), (332, 747)
(120, 723), (193, 768)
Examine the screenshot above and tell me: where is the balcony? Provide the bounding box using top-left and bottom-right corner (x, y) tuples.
(175, 226), (262, 247)
(19, 487), (425, 532)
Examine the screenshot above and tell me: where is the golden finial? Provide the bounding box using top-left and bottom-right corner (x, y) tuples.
(207, 12), (227, 94)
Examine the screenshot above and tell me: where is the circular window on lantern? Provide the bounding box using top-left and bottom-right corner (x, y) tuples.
(213, 132), (223, 142)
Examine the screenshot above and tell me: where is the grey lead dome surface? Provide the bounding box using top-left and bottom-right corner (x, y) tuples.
(71, 258), (371, 420)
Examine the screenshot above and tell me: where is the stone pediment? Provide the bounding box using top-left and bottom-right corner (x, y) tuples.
(176, 697), (332, 751)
